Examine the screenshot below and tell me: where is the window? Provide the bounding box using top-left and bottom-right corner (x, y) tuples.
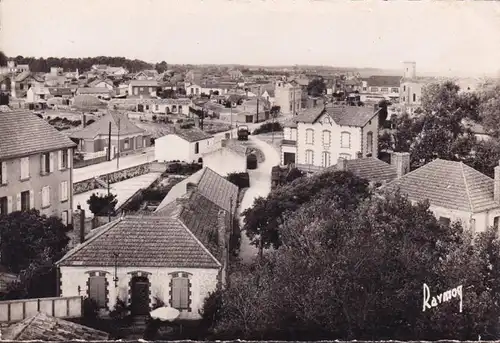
(305, 150), (314, 164)
(494, 216), (500, 229)
(20, 157), (30, 179)
(439, 216), (451, 226)
(136, 136), (142, 148)
(145, 105), (149, 110)
(62, 210), (68, 226)
(42, 186), (51, 208)
(139, 87), (144, 91)
(403, 96), (406, 102)
(413, 93), (416, 102)
(170, 272), (191, 310)
(124, 138), (130, 150)
(403, 85), (406, 91)
(322, 151), (331, 168)
(1, 161), (6, 185)
(392, 88), (399, 93)
(381, 87), (389, 93)
(155, 105), (159, 111)
(60, 181), (68, 202)
(194, 142), (199, 154)
(370, 87), (379, 92)
(339, 153), (351, 160)
(20, 83), (24, 90)
(362, 87), (367, 91)
(340, 132), (351, 148)
(172, 105), (177, 113)
(0, 196), (8, 215)
(134, 88), (138, 95)
(322, 130), (331, 146)
(20, 190), (30, 211)
(40, 153), (51, 175)
(306, 129), (314, 145)
(367, 131), (373, 155)
(59, 150), (68, 170)
(190, 88), (194, 94)
(178, 105), (183, 113)
(87, 272), (108, 308)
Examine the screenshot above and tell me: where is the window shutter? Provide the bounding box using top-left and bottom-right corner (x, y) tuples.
(41, 155), (46, 174)
(62, 211), (68, 226)
(49, 152), (54, 172)
(58, 150), (63, 170)
(47, 186), (51, 206)
(16, 193), (21, 211)
(179, 278), (189, 308)
(171, 278), (181, 308)
(7, 196), (12, 213)
(29, 190), (34, 209)
(67, 149), (72, 168)
(1, 162), (6, 184)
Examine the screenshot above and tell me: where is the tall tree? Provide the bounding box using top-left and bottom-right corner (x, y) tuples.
(0, 51), (7, 66)
(306, 78), (327, 97)
(478, 80), (500, 138)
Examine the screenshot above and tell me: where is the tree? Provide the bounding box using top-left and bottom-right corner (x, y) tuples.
(87, 193), (118, 216)
(478, 80), (500, 138)
(306, 78), (326, 97)
(0, 51), (7, 67)
(241, 170), (370, 253)
(155, 61), (168, 74)
(0, 210), (70, 299)
(213, 192), (500, 340)
(377, 99), (391, 127)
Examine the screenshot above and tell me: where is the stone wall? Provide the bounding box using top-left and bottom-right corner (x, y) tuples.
(73, 162), (153, 195)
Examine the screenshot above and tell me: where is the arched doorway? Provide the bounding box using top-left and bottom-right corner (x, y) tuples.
(130, 275), (150, 315)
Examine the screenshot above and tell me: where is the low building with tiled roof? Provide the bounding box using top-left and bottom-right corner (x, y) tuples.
(1, 312), (109, 341)
(69, 111), (151, 155)
(109, 97), (192, 115)
(280, 104), (380, 172)
(155, 128), (215, 163)
(128, 80), (159, 98)
(0, 111), (76, 222)
(56, 215), (222, 319)
(381, 158), (500, 233)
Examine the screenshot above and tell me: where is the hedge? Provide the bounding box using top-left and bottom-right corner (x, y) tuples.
(226, 172), (250, 189)
(252, 122), (283, 135)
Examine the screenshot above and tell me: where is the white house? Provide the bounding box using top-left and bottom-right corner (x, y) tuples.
(383, 157), (500, 234)
(186, 84), (202, 96)
(56, 215), (221, 319)
(89, 79), (114, 90)
(274, 80), (301, 114)
(281, 104), (380, 173)
(155, 128), (215, 163)
(261, 89), (275, 106)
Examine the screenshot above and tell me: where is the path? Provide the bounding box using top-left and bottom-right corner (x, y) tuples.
(238, 135), (281, 264)
(74, 148), (154, 183)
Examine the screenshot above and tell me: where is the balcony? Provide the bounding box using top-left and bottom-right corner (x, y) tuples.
(281, 139), (297, 146)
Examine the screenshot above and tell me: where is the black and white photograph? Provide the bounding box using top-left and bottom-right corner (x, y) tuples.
(1, 0), (500, 341)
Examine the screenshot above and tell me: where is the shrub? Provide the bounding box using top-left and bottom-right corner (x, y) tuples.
(199, 288), (223, 330)
(109, 297), (130, 320)
(152, 114), (157, 121)
(165, 162), (202, 175)
(252, 122), (283, 135)
(226, 172), (250, 189)
(82, 297), (99, 320)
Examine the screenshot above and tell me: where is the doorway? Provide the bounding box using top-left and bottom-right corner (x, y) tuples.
(130, 276), (150, 315)
(283, 152), (296, 165)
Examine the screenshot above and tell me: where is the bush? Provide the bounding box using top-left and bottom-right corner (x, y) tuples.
(152, 115), (157, 121)
(199, 288), (224, 331)
(252, 122), (283, 135)
(165, 162), (203, 175)
(226, 172), (250, 189)
(82, 297), (99, 320)
(109, 297), (130, 320)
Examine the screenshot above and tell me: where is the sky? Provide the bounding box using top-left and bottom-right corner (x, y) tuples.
(1, 0), (500, 76)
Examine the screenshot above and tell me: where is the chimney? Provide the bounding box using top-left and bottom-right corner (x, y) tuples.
(391, 152), (411, 179)
(494, 161), (500, 203)
(337, 157), (348, 171)
(73, 205), (86, 244)
(218, 209), (228, 289)
(186, 182), (197, 193)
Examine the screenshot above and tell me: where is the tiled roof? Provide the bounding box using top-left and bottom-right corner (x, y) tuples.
(365, 75), (402, 87)
(0, 111), (76, 160)
(328, 157), (397, 183)
(129, 80), (159, 87)
(72, 95), (108, 110)
(89, 79), (113, 87)
(48, 87), (73, 96)
(197, 167), (239, 214)
(70, 111), (145, 139)
(56, 216), (221, 268)
(109, 98), (191, 106)
(14, 71), (43, 83)
(175, 127), (214, 142)
(2, 312), (109, 341)
(77, 87), (112, 94)
(295, 104), (379, 127)
(383, 159), (499, 213)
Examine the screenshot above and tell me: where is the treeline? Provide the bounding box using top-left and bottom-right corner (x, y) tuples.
(6, 55), (156, 73)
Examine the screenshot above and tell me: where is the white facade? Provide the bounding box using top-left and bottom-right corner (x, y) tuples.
(155, 134), (215, 163)
(186, 84), (202, 96)
(274, 81), (301, 114)
(59, 265), (219, 320)
(261, 90), (275, 106)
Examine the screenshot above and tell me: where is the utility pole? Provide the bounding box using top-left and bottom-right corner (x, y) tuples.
(107, 122), (112, 223)
(230, 105), (233, 139)
(116, 117), (121, 170)
(256, 86), (260, 122)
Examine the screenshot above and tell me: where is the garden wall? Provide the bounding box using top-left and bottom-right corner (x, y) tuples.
(73, 162), (153, 195)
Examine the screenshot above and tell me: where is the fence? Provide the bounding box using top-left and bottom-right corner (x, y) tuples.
(0, 296), (83, 323)
(83, 150), (107, 160)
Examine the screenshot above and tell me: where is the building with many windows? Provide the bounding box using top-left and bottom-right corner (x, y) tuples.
(0, 111), (76, 223)
(274, 80), (302, 114)
(280, 104), (380, 173)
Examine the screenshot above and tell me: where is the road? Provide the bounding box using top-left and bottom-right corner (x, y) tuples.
(238, 135), (281, 264)
(73, 148), (155, 183)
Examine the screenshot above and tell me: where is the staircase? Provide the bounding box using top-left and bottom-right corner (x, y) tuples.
(94, 176), (109, 189)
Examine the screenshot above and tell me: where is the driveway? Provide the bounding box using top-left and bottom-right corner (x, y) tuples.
(238, 135), (281, 264)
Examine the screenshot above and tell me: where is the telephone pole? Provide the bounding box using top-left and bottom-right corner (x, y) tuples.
(116, 117), (121, 170)
(108, 121), (112, 223)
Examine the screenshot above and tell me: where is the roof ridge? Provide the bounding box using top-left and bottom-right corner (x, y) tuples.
(56, 218), (123, 265)
(177, 218), (222, 268)
(460, 162), (475, 212)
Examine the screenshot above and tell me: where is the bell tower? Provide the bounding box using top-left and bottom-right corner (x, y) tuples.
(403, 61), (416, 79)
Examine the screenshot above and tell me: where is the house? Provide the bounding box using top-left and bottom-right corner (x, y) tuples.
(107, 66), (128, 76)
(11, 71), (44, 98)
(56, 214), (222, 319)
(382, 157), (500, 234)
(155, 128), (215, 163)
(186, 83), (202, 97)
(89, 78), (114, 90)
(76, 87), (112, 99)
(400, 61), (436, 115)
(0, 61), (29, 75)
(1, 312), (109, 340)
(134, 70), (159, 80)
(361, 75), (401, 101)
(261, 89), (275, 106)
(69, 112), (151, 156)
(26, 86), (51, 108)
(280, 104), (380, 172)
(275, 80), (302, 114)
(329, 155), (398, 185)
(128, 80), (158, 98)
(228, 69), (243, 80)
(0, 111), (76, 222)
(48, 87), (74, 98)
(109, 98), (192, 115)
